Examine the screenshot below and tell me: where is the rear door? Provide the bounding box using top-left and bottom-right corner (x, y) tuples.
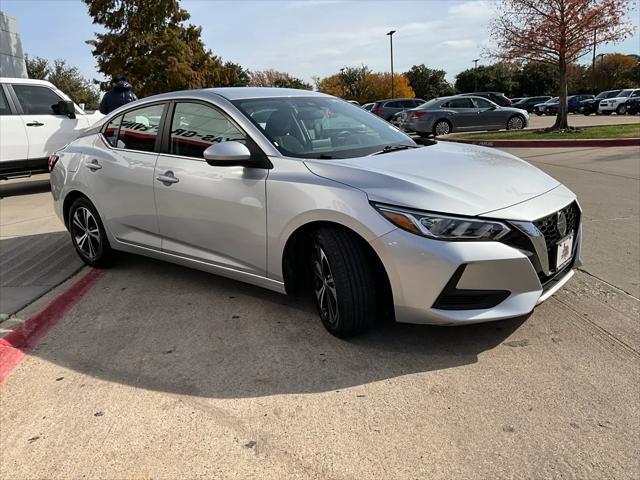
(0, 85), (29, 168)
(9, 83), (85, 160)
(154, 101), (268, 275)
(84, 102), (166, 249)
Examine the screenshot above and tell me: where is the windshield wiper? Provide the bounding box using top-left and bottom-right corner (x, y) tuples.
(316, 154), (343, 159)
(372, 144), (421, 155)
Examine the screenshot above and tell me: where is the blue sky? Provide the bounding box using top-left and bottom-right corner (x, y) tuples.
(3, 0), (639, 84)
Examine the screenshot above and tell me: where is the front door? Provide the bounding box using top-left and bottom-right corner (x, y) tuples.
(444, 97), (478, 129)
(154, 101), (268, 276)
(470, 97), (504, 128)
(11, 83), (86, 160)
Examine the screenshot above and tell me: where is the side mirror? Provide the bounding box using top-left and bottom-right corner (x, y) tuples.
(56, 100), (76, 119)
(203, 141), (252, 166)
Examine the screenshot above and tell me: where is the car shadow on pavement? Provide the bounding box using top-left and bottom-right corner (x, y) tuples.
(31, 253), (527, 398)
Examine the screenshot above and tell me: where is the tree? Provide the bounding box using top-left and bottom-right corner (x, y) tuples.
(315, 67), (414, 104)
(454, 63), (519, 95)
(24, 56), (100, 109)
(404, 64), (454, 100)
(25, 55), (50, 80)
(592, 53), (639, 90)
(83, 0), (239, 97)
(517, 61), (558, 96)
(488, 0), (635, 130)
(248, 69), (311, 90)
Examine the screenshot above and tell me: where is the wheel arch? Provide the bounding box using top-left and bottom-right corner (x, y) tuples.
(62, 189), (100, 229)
(280, 220), (394, 320)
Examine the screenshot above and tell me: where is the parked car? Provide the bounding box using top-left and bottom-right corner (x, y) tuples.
(50, 88), (580, 337)
(347, 100), (360, 106)
(402, 95), (528, 137)
(578, 89), (622, 115)
(510, 97), (524, 104)
(370, 98), (426, 120)
(460, 92), (512, 107)
(598, 89), (640, 114)
(362, 103), (375, 111)
(0, 77), (103, 179)
(532, 97), (559, 115)
(624, 96), (640, 115)
(512, 96), (552, 113)
(543, 95), (595, 115)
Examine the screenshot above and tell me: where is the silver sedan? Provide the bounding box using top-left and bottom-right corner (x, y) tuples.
(401, 95), (529, 137)
(50, 88), (579, 337)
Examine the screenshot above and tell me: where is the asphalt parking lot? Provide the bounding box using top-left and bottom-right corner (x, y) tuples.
(526, 112), (639, 129)
(1, 146), (639, 479)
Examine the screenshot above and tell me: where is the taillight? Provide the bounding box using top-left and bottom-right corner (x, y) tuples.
(410, 111), (426, 120)
(371, 108), (383, 116)
(48, 155), (59, 171)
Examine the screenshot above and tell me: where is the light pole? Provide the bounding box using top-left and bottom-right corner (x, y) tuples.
(472, 58), (480, 92)
(387, 30), (396, 98)
(340, 67), (346, 97)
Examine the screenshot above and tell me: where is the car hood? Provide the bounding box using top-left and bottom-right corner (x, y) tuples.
(303, 141), (560, 217)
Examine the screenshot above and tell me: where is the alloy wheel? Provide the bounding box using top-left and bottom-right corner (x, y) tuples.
(312, 245), (339, 327)
(72, 206), (101, 260)
(434, 121), (450, 136)
(507, 116), (524, 130)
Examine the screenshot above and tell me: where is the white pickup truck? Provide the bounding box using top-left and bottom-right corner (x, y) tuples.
(0, 77), (103, 179)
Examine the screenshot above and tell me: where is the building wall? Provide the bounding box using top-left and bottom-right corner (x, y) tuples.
(0, 12), (28, 78)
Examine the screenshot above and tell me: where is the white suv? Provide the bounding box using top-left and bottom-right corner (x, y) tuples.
(598, 88), (640, 115)
(0, 78), (103, 179)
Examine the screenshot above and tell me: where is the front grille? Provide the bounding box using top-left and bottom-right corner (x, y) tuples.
(500, 202), (580, 288)
(533, 202), (580, 264)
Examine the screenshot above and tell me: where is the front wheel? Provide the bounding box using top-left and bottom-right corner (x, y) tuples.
(617, 104), (628, 115)
(68, 197), (115, 268)
(506, 115), (525, 130)
(310, 228), (378, 338)
(433, 120), (451, 136)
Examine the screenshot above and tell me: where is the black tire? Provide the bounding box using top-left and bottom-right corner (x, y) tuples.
(583, 111), (591, 116)
(68, 197), (115, 268)
(534, 111), (543, 116)
(417, 132), (431, 138)
(616, 104), (628, 115)
(432, 119), (451, 136)
(602, 111), (612, 115)
(310, 227), (379, 338)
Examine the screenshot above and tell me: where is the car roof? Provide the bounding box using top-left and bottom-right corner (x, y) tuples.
(140, 87), (330, 103)
(0, 77), (55, 86)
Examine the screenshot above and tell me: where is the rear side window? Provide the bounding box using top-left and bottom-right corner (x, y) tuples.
(471, 97), (494, 108)
(118, 104), (164, 152)
(0, 88), (11, 115)
(444, 98), (474, 108)
(12, 84), (64, 115)
(169, 102), (246, 159)
(102, 115), (122, 147)
(385, 101), (402, 108)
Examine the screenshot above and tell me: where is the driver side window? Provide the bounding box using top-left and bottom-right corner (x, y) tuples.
(169, 102), (246, 159)
(471, 98), (494, 109)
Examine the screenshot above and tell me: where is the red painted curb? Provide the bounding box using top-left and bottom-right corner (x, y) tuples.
(442, 138), (640, 148)
(0, 268), (104, 383)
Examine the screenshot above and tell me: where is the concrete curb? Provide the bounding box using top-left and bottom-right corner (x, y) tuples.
(440, 138), (640, 148)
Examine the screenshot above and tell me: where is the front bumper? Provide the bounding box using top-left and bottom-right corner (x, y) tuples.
(598, 103), (618, 112)
(369, 197), (582, 325)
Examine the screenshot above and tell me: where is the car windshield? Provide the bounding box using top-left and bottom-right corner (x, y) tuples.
(232, 97), (416, 159)
(618, 89), (634, 97)
(547, 97), (559, 103)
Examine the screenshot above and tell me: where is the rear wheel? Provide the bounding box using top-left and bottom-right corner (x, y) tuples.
(310, 228), (378, 338)
(68, 197), (115, 268)
(506, 115), (525, 130)
(433, 120), (451, 136)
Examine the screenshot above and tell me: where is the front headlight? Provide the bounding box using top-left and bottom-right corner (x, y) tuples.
(373, 204), (511, 241)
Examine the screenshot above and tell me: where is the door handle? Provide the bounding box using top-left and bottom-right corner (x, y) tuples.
(26, 121), (45, 127)
(85, 160), (102, 171)
(156, 171), (179, 185)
